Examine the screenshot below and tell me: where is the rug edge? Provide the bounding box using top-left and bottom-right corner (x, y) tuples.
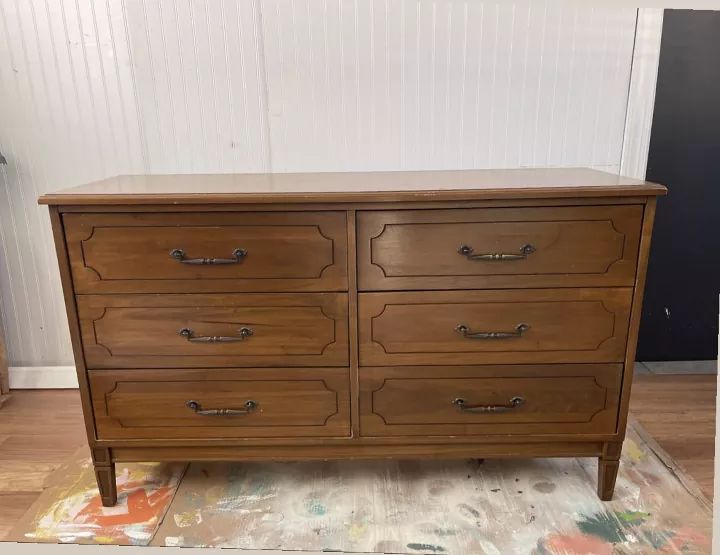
(628, 413), (713, 512)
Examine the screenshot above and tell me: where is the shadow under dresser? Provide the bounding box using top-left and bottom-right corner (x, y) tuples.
(39, 168), (666, 506)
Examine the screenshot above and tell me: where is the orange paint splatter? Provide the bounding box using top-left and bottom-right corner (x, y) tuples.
(541, 533), (613, 555)
(77, 486), (174, 527)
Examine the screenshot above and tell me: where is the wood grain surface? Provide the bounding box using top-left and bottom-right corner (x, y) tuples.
(77, 293), (349, 368)
(39, 168), (666, 205)
(359, 289), (632, 366)
(64, 211), (348, 293)
(359, 364), (622, 437)
(358, 205), (643, 290)
(39, 169), (665, 504)
(90, 368), (351, 440)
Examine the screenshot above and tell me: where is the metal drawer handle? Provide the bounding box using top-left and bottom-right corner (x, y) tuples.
(170, 247), (247, 265)
(453, 396), (525, 413)
(458, 244), (536, 261)
(186, 399), (257, 416)
(179, 327), (253, 343)
(455, 323), (529, 339)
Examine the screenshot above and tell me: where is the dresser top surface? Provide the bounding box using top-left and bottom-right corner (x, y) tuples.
(39, 167), (666, 205)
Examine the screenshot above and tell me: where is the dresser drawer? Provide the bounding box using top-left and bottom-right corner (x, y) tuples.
(358, 205), (642, 290)
(360, 365), (621, 437)
(64, 212), (347, 293)
(78, 293), (348, 368)
(90, 368), (350, 439)
(359, 289), (632, 366)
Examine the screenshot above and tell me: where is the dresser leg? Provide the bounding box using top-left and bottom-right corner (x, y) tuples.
(92, 448), (117, 507)
(597, 442), (622, 501)
(94, 464), (117, 507)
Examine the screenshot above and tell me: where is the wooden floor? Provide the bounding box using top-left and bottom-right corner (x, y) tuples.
(630, 374), (716, 500)
(0, 374), (716, 540)
(0, 390), (86, 540)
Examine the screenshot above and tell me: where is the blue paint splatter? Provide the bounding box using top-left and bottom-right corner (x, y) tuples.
(305, 499), (327, 516)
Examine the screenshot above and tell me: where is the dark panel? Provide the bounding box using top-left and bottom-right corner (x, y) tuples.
(639, 10), (720, 360)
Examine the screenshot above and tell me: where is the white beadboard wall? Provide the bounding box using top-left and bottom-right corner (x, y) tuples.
(0, 1), (649, 371)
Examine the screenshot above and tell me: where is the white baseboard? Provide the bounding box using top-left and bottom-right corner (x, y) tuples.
(9, 365), (78, 389)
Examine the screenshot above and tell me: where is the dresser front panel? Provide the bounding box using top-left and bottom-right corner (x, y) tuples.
(64, 212), (348, 293)
(359, 289), (632, 366)
(360, 364), (621, 437)
(90, 368), (351, 439)
(42, 169), (665, 505)
(78, 293), (349, 368)
(358, 205), (642, 290)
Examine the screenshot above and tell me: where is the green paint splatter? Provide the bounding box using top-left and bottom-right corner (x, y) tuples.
(577, 510), (654, 546)
(576, 512), (626, 543)
(615, 510), (651, 525)
(407, 543), (445, 552)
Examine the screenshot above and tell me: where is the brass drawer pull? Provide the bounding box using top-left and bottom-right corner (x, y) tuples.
(455, 323), (529, 339)
(170, 247), (247, 265)
(186, 399), (257, 416)
(458, 244), (536, 261)
(453, 396), (525, 413)
(179, 327), (253, 343)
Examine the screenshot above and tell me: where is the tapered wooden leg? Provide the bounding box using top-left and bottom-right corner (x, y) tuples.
(92, 448), (117, 507)
(597, 442), (622, 501)
(597, 458), (620, 500)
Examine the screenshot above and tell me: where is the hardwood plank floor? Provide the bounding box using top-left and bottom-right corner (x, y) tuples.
(0, 390), (86, 540)
(630, 373), (716, 500)
(0, 376), (715, 539)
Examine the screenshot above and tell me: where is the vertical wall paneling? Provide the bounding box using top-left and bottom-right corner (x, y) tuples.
(0, 0), (146, 366)
(260, 2), (637, 172)
(0, 2), (653, 370)
(124, 0), (269, 173)
(620, 9), (664, 179)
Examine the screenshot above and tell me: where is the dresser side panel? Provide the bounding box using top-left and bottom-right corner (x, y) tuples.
(49, 206), (98, 442)
(616, 197), (658, 433)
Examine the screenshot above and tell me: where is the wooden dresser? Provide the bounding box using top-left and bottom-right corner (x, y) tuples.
(40, 168), (666, 506)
